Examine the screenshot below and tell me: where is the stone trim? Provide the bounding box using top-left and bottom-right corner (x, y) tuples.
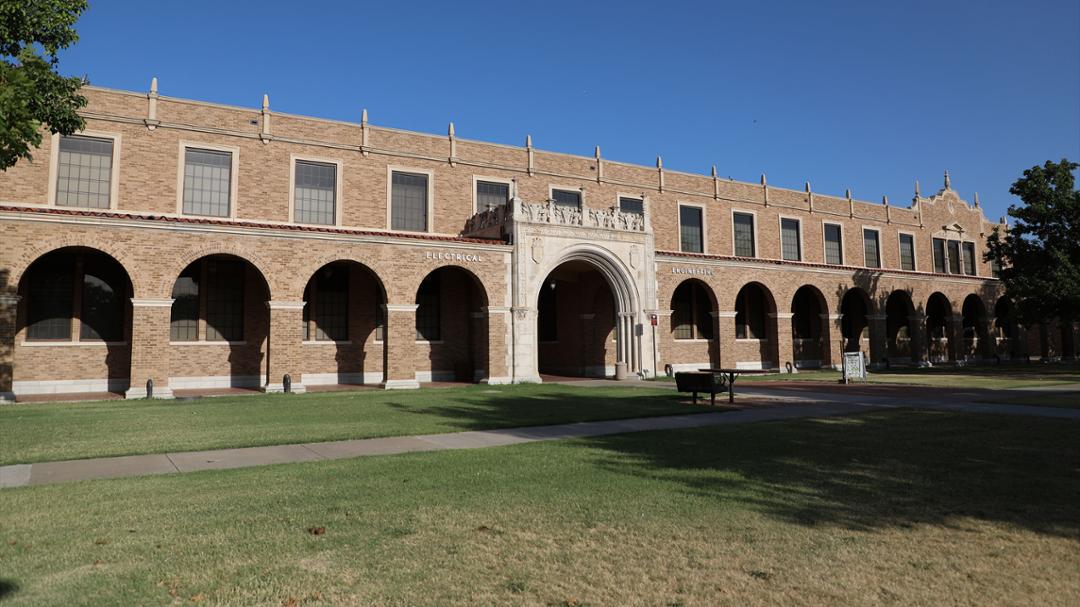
(130, 298), (175, 307)
(384, 304), (419, 313)
(266, 300), (306, 311)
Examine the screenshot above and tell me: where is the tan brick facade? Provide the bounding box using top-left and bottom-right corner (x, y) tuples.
(0, 85), (1073, 400)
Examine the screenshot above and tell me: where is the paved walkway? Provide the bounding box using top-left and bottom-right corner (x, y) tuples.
(2, 383), (1076, 490)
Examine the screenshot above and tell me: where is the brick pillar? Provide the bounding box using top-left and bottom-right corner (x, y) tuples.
(823, 313), (843, 369)
(0, 294), (18, 402)
(482, 307), (512, 384)
(383, 303), (420, 389)
(909, 313), (927, 366)
(125, 298), (175, 399)
(715, 311), (737, 369)
(867, 314), (887, 368)
(772, 312), (795, 372)
(264, 300), (307, 393)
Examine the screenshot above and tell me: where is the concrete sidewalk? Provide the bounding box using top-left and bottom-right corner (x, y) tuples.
(1, 401), (869, 489)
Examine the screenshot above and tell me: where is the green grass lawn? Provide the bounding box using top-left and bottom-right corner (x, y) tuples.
(653, 362), (1080, 390)
(1, 409), (1077, 606)
(0, 384), (698, 466)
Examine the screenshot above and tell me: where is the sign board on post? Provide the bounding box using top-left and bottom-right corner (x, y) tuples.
(842, 351), (867, 383)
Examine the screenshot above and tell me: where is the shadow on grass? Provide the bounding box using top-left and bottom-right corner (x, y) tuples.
(583, 409), (1080, 538)
(0, 579), (18, 599)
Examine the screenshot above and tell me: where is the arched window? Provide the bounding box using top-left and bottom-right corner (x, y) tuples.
(25, 250), (128, 342)
(169, 257), (251, 342)
(303, 264), (349, 342)
(735, 286), (766, 339)
(671, 281), (713, 340)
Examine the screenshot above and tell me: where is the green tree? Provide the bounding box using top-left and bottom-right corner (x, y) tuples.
(986, 159), (1080, 325)
(0, 0), (88, 170)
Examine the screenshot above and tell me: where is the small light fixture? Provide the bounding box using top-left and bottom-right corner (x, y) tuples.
(549, 281), (556, 291)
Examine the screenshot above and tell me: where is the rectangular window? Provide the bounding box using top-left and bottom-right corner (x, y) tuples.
(990, 257), (1002, 278)
(170, 266), (200, 341)
(391, 171), (429, 232)
(619, 196), (644, 215)
(415, 273), (441, 341)
(679, 206), (704, 253)
(733, 212), (755, 257)
(552, 188), (581, 208)
(947, 240), (962, 274)
(962, 242), (977, 275)
(899, 233), (916, 271)
(823, 223), (843, 265)
(27, 258), (73, 340)
(780, 218), (801, 261)
(294, 160), (336, 225)
(56, 134), (113, 209)
(863, 229), (881, 268)
(182, 148), (232, 217)
(476, 180), (510, 212)
(205, 260), (244, 342)
(933, 238), (947, 273)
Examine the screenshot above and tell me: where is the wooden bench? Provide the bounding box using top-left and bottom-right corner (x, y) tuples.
(674, 371), (727, 406)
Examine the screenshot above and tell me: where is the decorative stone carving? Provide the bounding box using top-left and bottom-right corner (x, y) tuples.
(531, 238), (543, 263)
(464, 198), (646, 237)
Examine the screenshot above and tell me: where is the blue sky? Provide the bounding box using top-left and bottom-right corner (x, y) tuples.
(57, 0), (1079, 221)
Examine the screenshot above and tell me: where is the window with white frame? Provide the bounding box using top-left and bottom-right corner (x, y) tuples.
(899, 233), (916, 271)
(780, 218), (801, 261)
(294, 160), (337, 225)
(552, 188), (581, 208)
(823, 223), (843, 265)
(476, 180), (509, 212)
(733, 212), (755, 257)
(863, 229), (881, 268)
(679, 206), (704, 253)
(619, 196), (644, 215)
(391, 171), (429, 232)
(56, 134), (114, 208)
(182, 148), (232, 217)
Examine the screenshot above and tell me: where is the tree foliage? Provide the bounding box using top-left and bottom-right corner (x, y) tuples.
(0, 0), (88, 170)
(986, 159), (1080, 324)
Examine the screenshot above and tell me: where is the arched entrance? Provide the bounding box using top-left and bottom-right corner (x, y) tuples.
(300, 260), (386, 386)
(961, 294), (988, 361)
(791, 285), (827, 368)
(414, 266), (489, 382)
(167, 254), (271, 390)
(15, 247), (133, 396)
(537, 260), (618, 377)
(885, 291), (916, 363)
(840, 288), (871, 354)
(926, 292), (953, 363)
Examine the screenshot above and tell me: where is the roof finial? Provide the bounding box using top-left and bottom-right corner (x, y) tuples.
(149, 77), (158, 94)
(262, 94), (270, 110)
(594, 145), (601, 158)
(656, 156), (663, 168)
(944, 170), (951, 189)
(711, 165), (717, 178)
(361, 108), (368, 125)
(805, 181), (811, 193)
(915, 180), (921, 198)
(845, 188), (851, 199)
(974, 191), (981, 207)
(448, 122), (455, 137)
(760, 173), (767, 186)
(882, 195), (889, 205)
(525, 134), (532, 148)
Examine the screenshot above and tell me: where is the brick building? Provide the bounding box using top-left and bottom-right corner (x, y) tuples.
(0, 82), (1075, 401)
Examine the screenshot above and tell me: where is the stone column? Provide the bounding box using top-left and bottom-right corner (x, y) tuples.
(482, 306), (512, 384)
(0, 294), (19, 402)
(510, 306), (541, 383)
(125, 298), (175, 399)
(771, 312), (795, 372)
(822, 313), (843, 369)
(383, 303), (420, 389)
(715, 311), (738, 369)
(867, 314), (888, 368)
(909, 313), (928, 366)
(264, 300), (307, 393)
(615, 313), (632, 379)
